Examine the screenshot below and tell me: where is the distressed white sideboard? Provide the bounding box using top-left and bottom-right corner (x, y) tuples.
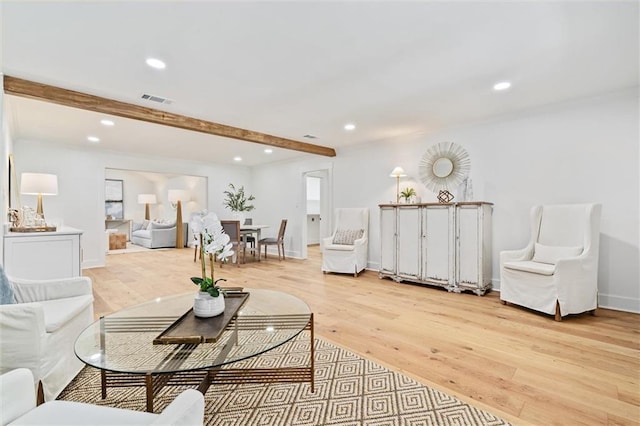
(379, 202), (492, 295)
(3, 226), (83, 279)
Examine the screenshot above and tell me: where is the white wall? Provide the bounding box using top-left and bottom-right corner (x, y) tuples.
(0, 73), (7, 264)
(12, 142), (252, 268)
(104, 169), (208, 224)
(255, 89), (639, 313)
(6, 89), (638, 312)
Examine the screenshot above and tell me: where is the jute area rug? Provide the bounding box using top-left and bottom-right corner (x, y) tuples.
(59, 336), (510, 426)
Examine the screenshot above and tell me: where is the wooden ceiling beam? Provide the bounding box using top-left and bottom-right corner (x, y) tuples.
(3, 75), (336, 158)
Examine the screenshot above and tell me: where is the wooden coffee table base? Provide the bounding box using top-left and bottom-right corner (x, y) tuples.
(99, 314), (314, 413)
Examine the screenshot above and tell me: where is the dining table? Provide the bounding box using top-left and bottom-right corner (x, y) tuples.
(240, 224), (269, 259)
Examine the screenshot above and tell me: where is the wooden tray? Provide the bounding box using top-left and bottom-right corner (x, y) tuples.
(10, 226), (57, 232)
(153, 292), (250, 345)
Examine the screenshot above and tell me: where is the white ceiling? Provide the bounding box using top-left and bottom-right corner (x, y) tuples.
(2, 1), (638, 167)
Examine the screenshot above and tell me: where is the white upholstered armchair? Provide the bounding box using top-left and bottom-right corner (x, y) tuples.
(0, 368), (205, 426)
(321, 208), (369, 277)
(500, 204), (601, 321)
(0, 271), (94, 403)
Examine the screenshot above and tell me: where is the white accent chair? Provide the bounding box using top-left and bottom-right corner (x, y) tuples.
(500, 204), (601, 321)
(0, 274), (94, 403)
(321, 208), (369, 277)
(0, 368), (205, 426)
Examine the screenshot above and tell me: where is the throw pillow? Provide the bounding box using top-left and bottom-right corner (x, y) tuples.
(0, 265), (16, 305)
(332, 229), (365, 245)
(143, 219), (151, 230)
(132, 222), (144, 232)
(532, 243), (583, 265)
(151, 221), (176, 230)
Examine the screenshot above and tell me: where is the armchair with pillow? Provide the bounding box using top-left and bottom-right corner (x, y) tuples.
(500, 203), (601, 321)
(321, 208), (369, 277)
(0, 266), (94, 403)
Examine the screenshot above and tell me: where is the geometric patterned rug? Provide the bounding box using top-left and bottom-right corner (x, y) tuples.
(59, 336), (510, 425)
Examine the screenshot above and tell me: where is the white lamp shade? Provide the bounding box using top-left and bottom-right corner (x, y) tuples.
(389, 167), (407, 178)
(168, 189), (189, 203)
(137, 194), (157, 204)
(21, 173), (58, 195)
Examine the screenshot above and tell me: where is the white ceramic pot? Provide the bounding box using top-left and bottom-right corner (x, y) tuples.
(232, 211), (246, 225)
(193, 291), (225, 317)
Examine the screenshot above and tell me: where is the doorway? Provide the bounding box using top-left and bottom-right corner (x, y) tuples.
(300, 167), (332, 259)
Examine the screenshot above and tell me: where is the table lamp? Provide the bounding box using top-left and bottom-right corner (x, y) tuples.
(168, 189), (189, 249)
(21, 172), (58, 220)
(137, 194), (157, 220)
(389, 167), (406, 203)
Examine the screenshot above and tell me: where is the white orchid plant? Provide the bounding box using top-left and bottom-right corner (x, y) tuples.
(190, 213), (234, 297)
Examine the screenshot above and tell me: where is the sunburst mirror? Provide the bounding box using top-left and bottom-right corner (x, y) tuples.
(418, 142), (470, 203)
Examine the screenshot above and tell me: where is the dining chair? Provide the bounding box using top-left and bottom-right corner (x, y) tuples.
(220, 220), (246, 267)
(242, 218), (257, 255)
(259, 219), (287, 261)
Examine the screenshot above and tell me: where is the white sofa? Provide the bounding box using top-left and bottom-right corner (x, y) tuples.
(0, 272), (94, 402)
(131, 221), (187, 249)
(0, 368), (205, 426)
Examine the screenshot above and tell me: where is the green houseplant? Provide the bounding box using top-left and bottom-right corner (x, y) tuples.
(400, 187), (417, 203)
(223, 184), (255, 212)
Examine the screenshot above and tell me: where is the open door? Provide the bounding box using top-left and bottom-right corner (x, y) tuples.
(301, 167), (332, 259)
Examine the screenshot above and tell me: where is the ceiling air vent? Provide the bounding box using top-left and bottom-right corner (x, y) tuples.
(303, 134), (318, 139)
(140, 93), (173, 105)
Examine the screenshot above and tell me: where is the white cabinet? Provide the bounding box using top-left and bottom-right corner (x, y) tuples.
(379, 206), (396, 275)
(3, 227), (83, 279)
(421, 204), (456, 288)
(455, 203), (492, 294)
(397, 206), (421, 280)
(379, 203), (492, 295)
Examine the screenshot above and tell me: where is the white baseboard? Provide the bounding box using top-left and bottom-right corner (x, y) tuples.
(597, 293), (640, 314)
(82, 259), (104, 269)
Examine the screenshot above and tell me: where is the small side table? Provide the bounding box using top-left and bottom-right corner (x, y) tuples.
(109, 233), (127, 250)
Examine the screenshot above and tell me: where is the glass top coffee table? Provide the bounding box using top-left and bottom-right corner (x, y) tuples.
(75, 289), (314, 412)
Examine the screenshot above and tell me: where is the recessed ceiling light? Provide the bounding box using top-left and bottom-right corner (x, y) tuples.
(87, 136), (100, 143)
(264, 149), (273, 154)
(146, 58), (166, 69)
(233, 156), (242, 162)
(493, 81), (512, 91)
(344, 123), (356, 131)
(100, 119), (115, 126)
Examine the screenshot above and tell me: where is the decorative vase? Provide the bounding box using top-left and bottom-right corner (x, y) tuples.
(193, 291), (225, 317)
(232, 211), (246, 225)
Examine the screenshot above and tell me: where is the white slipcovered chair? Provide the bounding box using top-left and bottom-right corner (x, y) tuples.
(500, 204), (601, 321)
(0, 368), (205, 426)
(0, 270), (94, 403)
(321, 208), (369, 277)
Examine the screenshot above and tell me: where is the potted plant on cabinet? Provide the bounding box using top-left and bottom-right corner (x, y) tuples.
(400, 187), (417, 203)
(223, 184), (255, 224)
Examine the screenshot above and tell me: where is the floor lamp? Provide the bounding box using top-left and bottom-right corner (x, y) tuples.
(137, 194), (157, 220)
(389, 166), (406, 203)
(21, 172), (58, 221)
(168, 189), (189, 249)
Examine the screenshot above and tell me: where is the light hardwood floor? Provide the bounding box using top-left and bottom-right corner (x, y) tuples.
(86, 246), (640, 425)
